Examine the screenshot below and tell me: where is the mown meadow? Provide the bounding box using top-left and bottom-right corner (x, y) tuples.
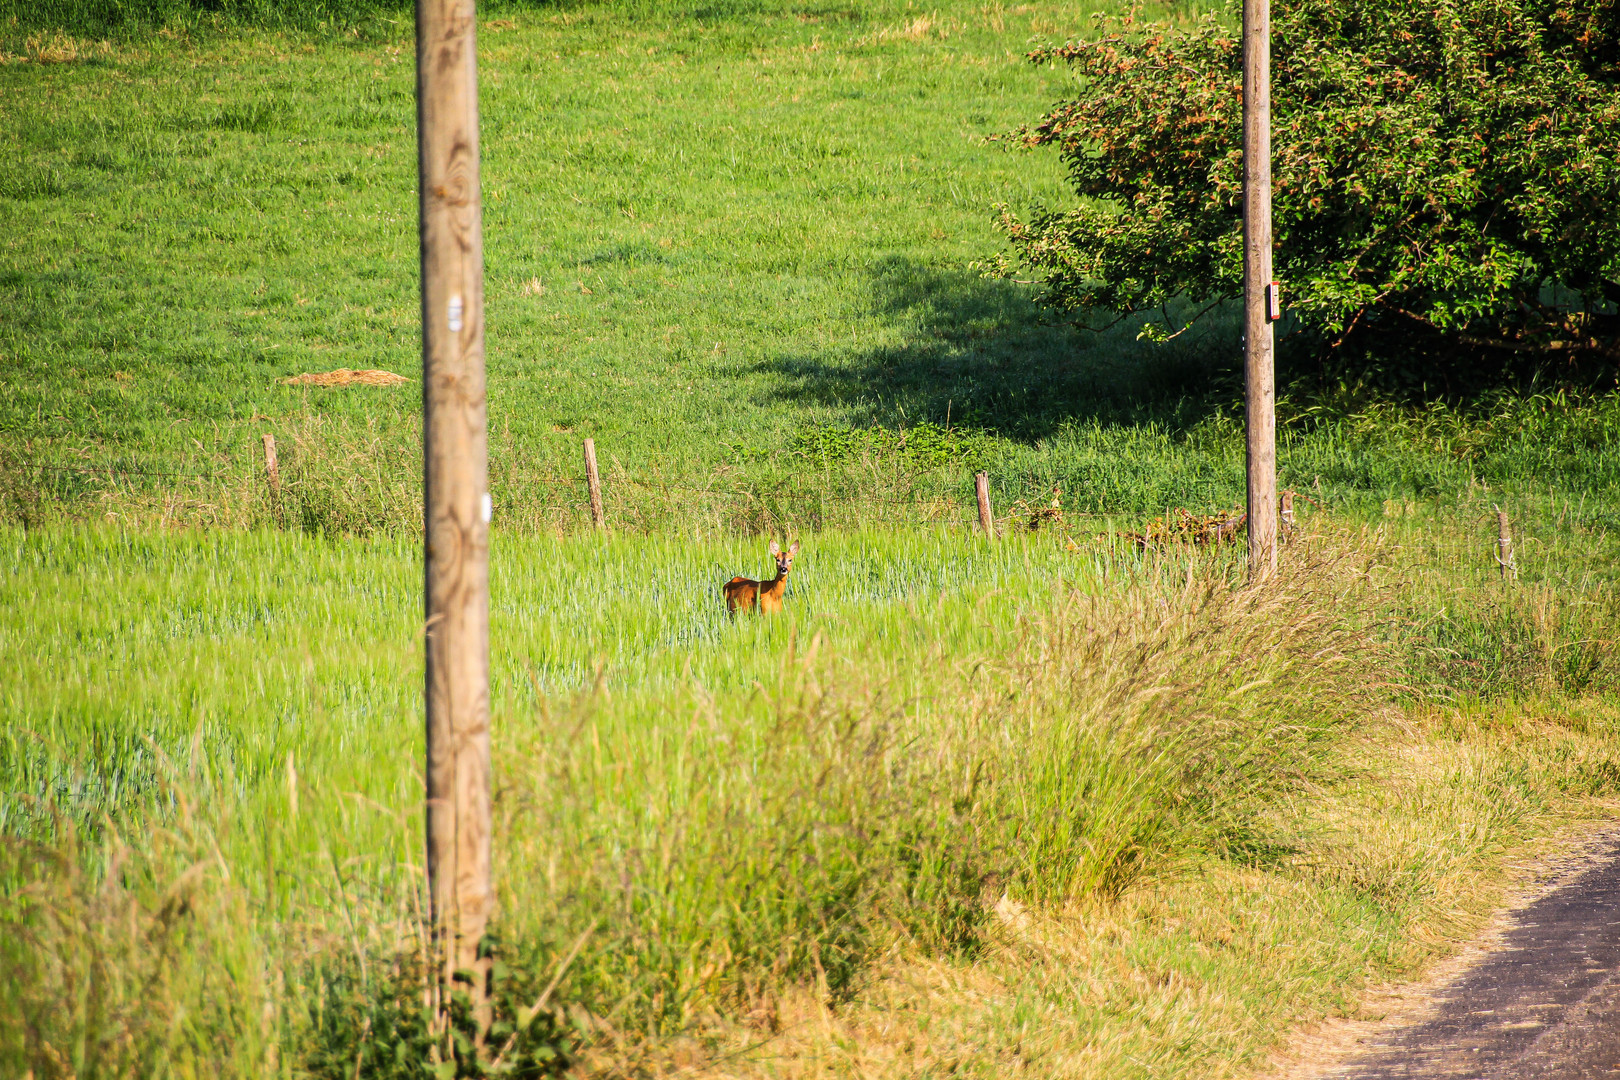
(5, 0), (1620, 534)
(5, 0), (1620, 1077)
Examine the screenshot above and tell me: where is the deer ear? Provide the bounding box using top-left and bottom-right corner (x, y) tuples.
(789, 541), (800, 555)
(768, 540), (780, 556)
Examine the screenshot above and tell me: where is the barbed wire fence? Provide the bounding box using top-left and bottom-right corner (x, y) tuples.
(6, 441), (1348, 550)
(9, 451), (1077, 534)
(5, 445), (1558, 575)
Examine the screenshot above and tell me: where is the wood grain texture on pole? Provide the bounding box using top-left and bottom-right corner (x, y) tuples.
(1243, 0), (1278, 580)
(417, 0), (492, 1012)
(583, 437), (605, 530)
(975, 471), (995, 538)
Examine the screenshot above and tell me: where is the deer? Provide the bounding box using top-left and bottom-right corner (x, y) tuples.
(723, 540), (799, 615)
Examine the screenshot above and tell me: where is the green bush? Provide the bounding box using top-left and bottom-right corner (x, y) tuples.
(993, 0), (1620, 390)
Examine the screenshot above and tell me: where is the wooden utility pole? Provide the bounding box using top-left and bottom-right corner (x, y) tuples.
(417, 0), (492, 1028)
(1243, 0), (1278, 580)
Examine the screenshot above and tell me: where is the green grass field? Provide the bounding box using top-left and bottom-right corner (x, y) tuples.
(7, 515), (1620, 1077)
(2, 0), (1087, 532)
(5, 0), (1620, 534)
(6, 2), (1620, 1078)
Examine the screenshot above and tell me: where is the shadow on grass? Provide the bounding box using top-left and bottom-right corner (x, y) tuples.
(757, 255), (1243, 442)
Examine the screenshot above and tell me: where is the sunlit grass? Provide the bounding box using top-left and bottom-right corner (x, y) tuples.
(9, 0), (1618, 536)
(4, 1), (1620, 1077)
(6, 508), (1620, 1077)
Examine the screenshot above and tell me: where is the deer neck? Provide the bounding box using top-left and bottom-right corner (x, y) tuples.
(761, 567), (789, 597)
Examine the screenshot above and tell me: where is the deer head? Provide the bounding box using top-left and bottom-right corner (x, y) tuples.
(768, 539), (799, 578)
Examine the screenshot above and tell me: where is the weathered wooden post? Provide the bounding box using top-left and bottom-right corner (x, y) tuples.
(974, 471), (995, 538)
(417, 0), (492, 1039)
(1243, 0), (1278, 580)
(262, 433), (281, 499)
(583, 437), (605, 530)
(1495, 505), (1516, 580)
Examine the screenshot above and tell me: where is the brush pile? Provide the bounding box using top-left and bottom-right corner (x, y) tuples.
(279, 368), (410, 387)
(1118, 506), (1248, 549)
(1010, 485), (1066, 533)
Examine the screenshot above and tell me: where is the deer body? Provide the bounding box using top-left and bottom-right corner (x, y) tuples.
(724, 540), (798, 615)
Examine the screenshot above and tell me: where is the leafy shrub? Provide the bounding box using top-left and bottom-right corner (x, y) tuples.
(993, 0), (1620, 389)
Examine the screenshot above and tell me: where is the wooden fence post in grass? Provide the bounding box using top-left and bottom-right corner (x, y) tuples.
(262, 433), (280, 499)
(417, 0), (492, 1041)
(1243, 0), (1279, 581)
(1495, 504), (1517, 580)
(975, 471), (995, 538)
(584, 437), (605, 530)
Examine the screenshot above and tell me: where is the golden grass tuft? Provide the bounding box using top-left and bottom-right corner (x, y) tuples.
(861, 14), (954, 42)
(2, 33), (114, 65)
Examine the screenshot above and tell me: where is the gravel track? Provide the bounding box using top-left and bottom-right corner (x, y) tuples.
(1328, 834), (1620, 1079)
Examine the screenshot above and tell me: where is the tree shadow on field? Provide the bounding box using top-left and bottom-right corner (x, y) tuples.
(756, 255), (1242, 442)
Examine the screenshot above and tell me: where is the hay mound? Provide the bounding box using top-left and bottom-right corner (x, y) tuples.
(280, 368), (411, 388)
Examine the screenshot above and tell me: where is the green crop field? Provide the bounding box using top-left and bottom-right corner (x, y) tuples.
(5, 1), (1620, 1078)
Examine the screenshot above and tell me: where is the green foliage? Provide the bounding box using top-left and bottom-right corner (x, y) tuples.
(995, 0), (1620, 387)
(0, 0), (1098, 528)
(7, 3), (1620, 530)
(3, 2), (1620, 1077)
(302, 940), (571, 1079)
(0, 524), (1419, 1075)
(788, 420), (998, 468)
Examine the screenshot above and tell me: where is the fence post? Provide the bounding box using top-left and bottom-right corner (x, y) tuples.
(1495, 505), (1516, 579)
(975, 471), (995, 539)
(584, 437), (605, 530)
(262, 433), (280, 499)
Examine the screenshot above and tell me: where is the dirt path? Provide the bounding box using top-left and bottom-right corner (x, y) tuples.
(1275, 825), (1620, 1080)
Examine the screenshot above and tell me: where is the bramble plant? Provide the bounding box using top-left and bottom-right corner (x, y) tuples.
(992, 0), (1620, 383)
